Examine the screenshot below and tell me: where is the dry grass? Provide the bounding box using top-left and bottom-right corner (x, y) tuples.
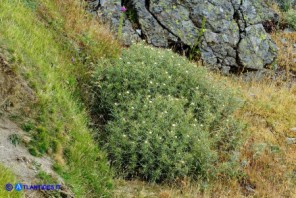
(271, 32), (296, 74)
(213, 74), (296, 197)
(226, 76), (296, 197)
(36, 0), (120, 60)
(207, 73), (296, 198)
(113, 72), (296, 197)
(0, 51), (36, 116)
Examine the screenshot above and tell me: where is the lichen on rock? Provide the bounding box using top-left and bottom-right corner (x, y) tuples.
(94, 0), (279, 72)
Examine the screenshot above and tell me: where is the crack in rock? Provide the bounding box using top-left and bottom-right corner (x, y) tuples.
(94, 0), (278, 72)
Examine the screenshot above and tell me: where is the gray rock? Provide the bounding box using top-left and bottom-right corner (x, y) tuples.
(241, 0), (279, 26)
(238, 24), (278, 69)
(92, 0), (278, 71)
(222, 66), (231, 74)
(97, 0), (140, 46)
(150, 0), (199, 46)
(131, 0), (172, 47)
(245, 185), (256, 193)
(136, 29), (142, 36)
(86, 0), (100, 12)
(291, 128), (296, 132)
(122, 20), (141, 46)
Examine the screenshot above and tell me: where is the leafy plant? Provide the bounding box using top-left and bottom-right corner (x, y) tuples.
(23, 0), (38, 11)
(189, 17), (206, 61)
(8, 134), (21, 146)
(21, 121), (35, 132)
(92, 43), (245, 182)
(283, 9), (296, 30)
(118, 6), (127, 40)
(276, 0), (294, 11)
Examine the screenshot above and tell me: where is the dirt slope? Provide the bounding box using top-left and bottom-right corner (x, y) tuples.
(0, 51), (72, 197)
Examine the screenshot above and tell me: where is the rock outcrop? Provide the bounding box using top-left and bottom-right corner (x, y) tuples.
(90, 0), (279, 72)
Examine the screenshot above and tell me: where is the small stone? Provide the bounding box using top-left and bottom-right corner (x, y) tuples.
(16, 156), (21, 161)
(221, 66), (230, 74)
(245, 185), (256, 193)
(290, 128), (296, 132)
(136, 29), (142, 36)
(281, 38), (287, 45)
(293, 44), (296, 48)
(241, 160), (248, 167)
(286, 137), (296, 145)
(22, 135), (31, 145)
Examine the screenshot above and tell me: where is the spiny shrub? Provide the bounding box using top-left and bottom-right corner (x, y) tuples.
(92, 43), (244, 182)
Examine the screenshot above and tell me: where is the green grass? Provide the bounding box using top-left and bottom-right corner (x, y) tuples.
(0, 164), (22, 198)
(36, 171), (61, 197)
(283, 9), (296, 30)
(0, 0), (119, 197)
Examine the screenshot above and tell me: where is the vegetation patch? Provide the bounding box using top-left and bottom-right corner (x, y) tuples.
(0, 164), (22, 198)
(283, 9), (296, 30)
(92, 44), (245, 182)
(0, 0), (120, 196)
(271, 32), (296, 73)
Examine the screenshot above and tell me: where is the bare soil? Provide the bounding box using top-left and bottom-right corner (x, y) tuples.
(0, 51), (72, 197)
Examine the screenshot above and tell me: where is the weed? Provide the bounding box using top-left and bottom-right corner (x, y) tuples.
(189, 17), (206, 61)
(8, 134), (21, 147)
(21, 122), (35, 132)
(118, 6), (127, 41)
(28, 147), (38, 156)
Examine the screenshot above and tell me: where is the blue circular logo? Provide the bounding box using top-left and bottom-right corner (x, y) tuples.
(15, 183), (23, 192)
(5, 183), (13, 191)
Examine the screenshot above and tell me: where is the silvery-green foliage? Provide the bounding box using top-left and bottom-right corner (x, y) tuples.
(92, 44), (245, 182)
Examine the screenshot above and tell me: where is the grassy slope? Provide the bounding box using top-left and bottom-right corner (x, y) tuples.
(0, 0), (295, 197)
(215, 74), (296, 197)
(0, 0), (119, 197)
(0, 165), (22, 198)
